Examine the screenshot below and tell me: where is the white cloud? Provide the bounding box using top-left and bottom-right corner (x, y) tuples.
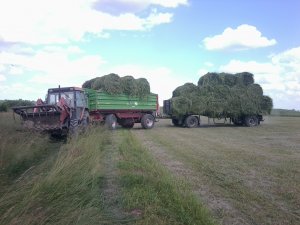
(94, 0), (188, 14)
(220, 60), (281, 79)
(218, 46), (300, 109)
(0, 0), (178, 45)
(0, 83), (43, 100)
(9, 66), (24, 75)
(0, 46), (106, 87)
(0, 75), (6, 82)
(0, 65), (5, 72)
(203, 24), (277, 51)
(271, 46), (300, 74)
(148, 0), (188, 8)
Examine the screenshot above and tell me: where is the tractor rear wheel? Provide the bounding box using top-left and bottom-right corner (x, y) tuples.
(141, 114), (155, 129)
(69, 118), (79, 136)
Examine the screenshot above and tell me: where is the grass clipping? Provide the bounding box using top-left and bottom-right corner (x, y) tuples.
(171, 72), (273, 117)
(82, 73), (151, 98)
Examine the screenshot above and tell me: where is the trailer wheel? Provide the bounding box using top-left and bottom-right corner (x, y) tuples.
(232, 117), (243, 126)
(81, 111), (90, 128)
(106, 114), (117, 130)
(120, 119), (135, 129)
(184, 115), (198, 128)
(244, 116), (258, 127)
(172, 118), (180, 126)
(141, 114), (155, 129)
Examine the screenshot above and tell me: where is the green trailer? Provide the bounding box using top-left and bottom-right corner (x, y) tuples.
(84, 88), (158, 129)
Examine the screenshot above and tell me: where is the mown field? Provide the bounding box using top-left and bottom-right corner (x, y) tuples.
(0, 112), (299, 225)
(132, 117), (300, 225)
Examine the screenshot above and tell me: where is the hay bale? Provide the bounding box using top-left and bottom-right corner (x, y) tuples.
(102, 73), (122, 95)
(261, 96), (273, 114)
(247, 84), (263, 96)
(172, 83), (198, 97)
(236, 72), (254, 86)
(172, 96), (192, 116)
(82, 77), (98, 88)
(91, 77), (105, 90)
(198, 73), (223, 87)
(83, 74), (152, 97)
(121, 76), (138, 96)
(220, 73), (237, 87)
(136, 78), (151, 98)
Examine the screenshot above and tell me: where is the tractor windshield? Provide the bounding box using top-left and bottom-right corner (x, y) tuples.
(48, 92), (74, 108)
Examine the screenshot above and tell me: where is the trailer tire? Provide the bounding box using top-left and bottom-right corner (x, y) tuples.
(120, 119), (134, 129)
(106, 114), (117, 130)
(141, 114), (155, 129)
(244, 116), (258, 127)
(172, 118), (180, 126)
(184, 115), (198, 128)
(122, 123), (134, 129)
(81, 111), (90, 125)
(232, 117), (243, 126)
(81, 111), (89, 131)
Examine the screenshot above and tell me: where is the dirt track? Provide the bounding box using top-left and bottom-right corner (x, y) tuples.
(131, 117), (300, 225)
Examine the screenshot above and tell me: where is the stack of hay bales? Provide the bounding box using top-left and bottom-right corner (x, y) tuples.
(170, 72), (273, 117)
(82, 73), (151, 97)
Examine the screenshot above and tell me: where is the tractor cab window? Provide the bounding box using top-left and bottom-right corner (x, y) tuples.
(76, 91), (86, 107)
(48, 92), (74, 107)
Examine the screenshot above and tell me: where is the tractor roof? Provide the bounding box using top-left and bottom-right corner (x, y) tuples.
(48, 87), (83, 93)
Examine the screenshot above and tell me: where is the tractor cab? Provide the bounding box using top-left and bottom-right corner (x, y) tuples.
(46, 87), (87, 109)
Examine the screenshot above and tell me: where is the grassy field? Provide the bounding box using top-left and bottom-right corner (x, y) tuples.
(132, 117), (300, 225)
(0, 112), (215, 225)
(1, 112), (299, 224)
(271, 109), (300, 117)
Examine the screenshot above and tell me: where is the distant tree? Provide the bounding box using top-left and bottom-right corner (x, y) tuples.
(0, 102), (8, 112)
(0, 99), (35, 111)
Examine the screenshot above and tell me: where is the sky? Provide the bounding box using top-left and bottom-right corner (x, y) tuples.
(0, 0), (300, 109)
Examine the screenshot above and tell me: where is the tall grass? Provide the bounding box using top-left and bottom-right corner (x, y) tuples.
(117, 130), (216, 225)
(0, 112), (59, 183)
(1, 112), (216, 225)
(0, 127), (111, 225)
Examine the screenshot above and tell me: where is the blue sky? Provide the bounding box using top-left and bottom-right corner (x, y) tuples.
(0, 0), (300, 109)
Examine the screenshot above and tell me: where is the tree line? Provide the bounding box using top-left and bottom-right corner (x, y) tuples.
(0, 99), (35, 112)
